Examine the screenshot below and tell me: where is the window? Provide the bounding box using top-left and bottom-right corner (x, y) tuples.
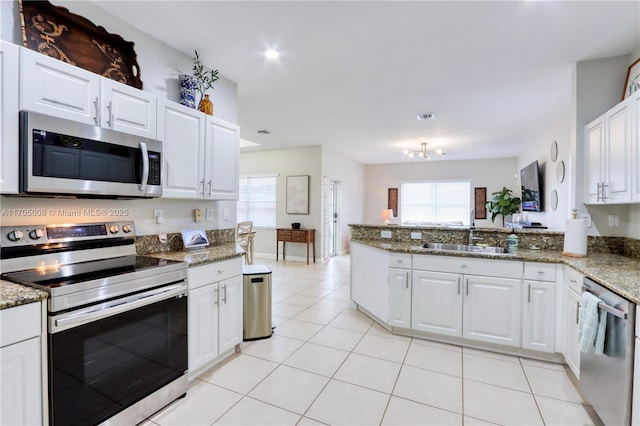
(400, 180), (471, 226)
(237, 175), (277, 227)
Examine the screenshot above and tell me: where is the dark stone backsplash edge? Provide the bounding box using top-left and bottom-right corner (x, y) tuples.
(349, 224), (638, 259)
(136, 228), (235, 255)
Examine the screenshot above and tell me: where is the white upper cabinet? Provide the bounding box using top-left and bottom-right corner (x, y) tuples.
(100, 79), (157, 139)
(204, 117), (240, 200)
(632, 91), (640, 202)
(20, 48), (156, 139)
(1, 41), (20, 194)
(157, 99), (205, 198)
(585, 94), (636, 204)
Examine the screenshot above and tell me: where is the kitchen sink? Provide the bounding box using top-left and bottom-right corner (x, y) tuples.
(423, 242), (506, 254)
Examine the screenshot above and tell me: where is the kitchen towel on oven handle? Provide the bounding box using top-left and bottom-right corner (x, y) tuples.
(577, 291), (607, 355)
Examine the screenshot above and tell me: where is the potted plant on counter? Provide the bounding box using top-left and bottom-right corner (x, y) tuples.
(486, 187), (521, 226)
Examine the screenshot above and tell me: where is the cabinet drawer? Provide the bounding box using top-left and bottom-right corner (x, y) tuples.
(524, 262), (556, 282)
(0, 302), (41, 347)
(278, 230), (292, 239)
(389, 253), (412, 269)
(564, 266), (584, 294)
(414, 255), (523, 279)
(188, 257), (242, 290)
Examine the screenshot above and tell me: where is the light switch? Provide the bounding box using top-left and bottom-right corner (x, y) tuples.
(608, 214), (619, 228)
(411, 232), (422, 240)
(381, 230), (392, 239)
(223, 208), (229, 221)
(154, 208), (163, 224)
(206, 208), (214, 221)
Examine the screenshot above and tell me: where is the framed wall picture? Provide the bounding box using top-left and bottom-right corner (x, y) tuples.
(286, 175), (310, 214)
(622, 57), (640, 101)
(474, 187), (487, 219)
(388, 188), (398, 217)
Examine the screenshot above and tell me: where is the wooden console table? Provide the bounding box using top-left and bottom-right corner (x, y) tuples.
(276, 228), (316, 264)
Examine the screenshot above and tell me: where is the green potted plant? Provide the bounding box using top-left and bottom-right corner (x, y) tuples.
(485, 187), (521, 225)
(192, 50), (219, 114)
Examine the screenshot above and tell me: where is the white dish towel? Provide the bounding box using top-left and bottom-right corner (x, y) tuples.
(577, 291), (607, 354)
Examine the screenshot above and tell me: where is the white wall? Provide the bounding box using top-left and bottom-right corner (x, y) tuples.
(363, 157), (519, 228)
(0, 0), (239, 236)
(240, 147), (323, 261)
(573, 54), (636, 237)
(322, 147), (365, 254)
(517, 118), (572, 230)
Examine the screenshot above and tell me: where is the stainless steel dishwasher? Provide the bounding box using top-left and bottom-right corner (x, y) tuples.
(579, 277), (635, 426)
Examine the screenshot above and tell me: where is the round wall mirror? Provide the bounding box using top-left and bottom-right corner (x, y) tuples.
(556, 160), (565, 183)
(550, 189), (558, 211)
(550, 141), (558, 163)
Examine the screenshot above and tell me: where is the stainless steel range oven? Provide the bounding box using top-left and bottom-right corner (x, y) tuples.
(1, 221), (188, 426)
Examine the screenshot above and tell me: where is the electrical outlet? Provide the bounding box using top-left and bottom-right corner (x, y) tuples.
(580, 213), (592, 228)
(223, 208), (229, 221)
(410, 232), (422, 240)
(193, 209), (202, 222)
(158, 233), (168, 244)
(206, 208), (214, 221)
(153, 208), (163, 224)
(381, 230), (392, 239)
(608, 214), (619, 228)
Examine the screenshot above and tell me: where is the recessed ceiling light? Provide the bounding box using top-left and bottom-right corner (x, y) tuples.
(417, 113), (435, 120)
(265, 49), (279, 59)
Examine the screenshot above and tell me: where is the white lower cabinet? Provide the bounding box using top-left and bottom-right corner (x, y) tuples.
(412, 270), (462, 337)
(463, 275), (522, 347)
(0, 302), (43, 426)
(522, 262), (557, 353)
(187, 257), (243, 378)
(350, 242), (389, 323)
(388, 267), (411, 328)
(563, 266), (583, 377)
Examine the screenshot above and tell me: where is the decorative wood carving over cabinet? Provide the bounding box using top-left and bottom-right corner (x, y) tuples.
(19, 0), (143, 89)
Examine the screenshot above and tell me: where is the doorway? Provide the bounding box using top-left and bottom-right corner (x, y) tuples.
(323, 178), (341, 258)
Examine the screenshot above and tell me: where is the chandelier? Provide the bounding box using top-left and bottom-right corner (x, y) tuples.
(402, 143), (445, 160)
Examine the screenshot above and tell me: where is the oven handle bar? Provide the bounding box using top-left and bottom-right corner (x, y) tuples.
(581, 286), (627, 320)
(50, 282), (187, 333)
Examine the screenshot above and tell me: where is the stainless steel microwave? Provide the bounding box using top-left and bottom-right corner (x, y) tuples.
(19, 111), (162, 198)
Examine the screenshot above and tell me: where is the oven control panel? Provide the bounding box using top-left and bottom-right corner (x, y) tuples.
(0, 221), (136, 247)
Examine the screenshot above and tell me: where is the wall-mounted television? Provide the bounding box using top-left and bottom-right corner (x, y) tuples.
(520, 160), (543, 212)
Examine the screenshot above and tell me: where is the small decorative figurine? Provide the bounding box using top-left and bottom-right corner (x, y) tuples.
(199, 94), (213, 115)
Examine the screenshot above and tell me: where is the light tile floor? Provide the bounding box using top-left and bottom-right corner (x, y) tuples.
(145, 255), (603, 426)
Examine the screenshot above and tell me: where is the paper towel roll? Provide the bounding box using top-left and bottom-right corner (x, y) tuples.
(563, 219), (587, 257)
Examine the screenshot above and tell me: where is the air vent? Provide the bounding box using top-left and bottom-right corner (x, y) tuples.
(257, 130), (271, 134)
(417, 113), (435, 120)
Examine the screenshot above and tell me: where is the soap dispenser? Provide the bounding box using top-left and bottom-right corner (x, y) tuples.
(508, 232), (519, 253)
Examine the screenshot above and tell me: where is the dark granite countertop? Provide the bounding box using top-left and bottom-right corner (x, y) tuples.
(145, 243), (245, 267)
(0, 280), (48, 310)
(353, 239), (640, 304)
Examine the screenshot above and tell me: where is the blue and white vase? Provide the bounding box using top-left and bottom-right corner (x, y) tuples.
(179, 74), (197, 109)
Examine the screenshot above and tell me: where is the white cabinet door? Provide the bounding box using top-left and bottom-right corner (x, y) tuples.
(0, 337), (42, 426)
(564, 287), (581, 378)
(633, 337), (640, 425)
(585, 116), (604, 204)
(101, 79), (157, 139)
(632, 91), (640, 202)
(604, 100), (632, 203)
(522, 281), (556, 353)
(204, 117), (239, 200)
(388, 267), (411, 328)
(218, 275), (243, 354)
(463, 275), (521, 347)
(350, 242), (389, 323)
(158, 99), (205, 198)
(412, 270), (462, 337)
(188, 283), (219, 374)
(0, 41), (19, 194)
(20, 48), (100, 125)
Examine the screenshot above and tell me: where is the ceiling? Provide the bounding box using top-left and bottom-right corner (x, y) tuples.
(90, 1), (639, 164)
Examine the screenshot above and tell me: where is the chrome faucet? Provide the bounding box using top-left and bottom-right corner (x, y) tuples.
(468, 226), (483, 246)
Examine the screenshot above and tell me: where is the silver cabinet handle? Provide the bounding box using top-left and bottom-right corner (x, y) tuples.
(200, 179), (205, 197)
(528, 283), (531, 303)
(208, 180), (212, 198)
(569, 278), (576, 283)
(457, 277), (461, 295)
(601, 183), (608, 202)
(215, 287), (219, 305)
(106, 100), (113, 127)
(465, 278), (469, 296)
(405, 271), (409, 289)
(575, 301), (580, 324)
(596, 182), (601, 202)
(222, 284), (227, 303)
(93, 97), (100, 125)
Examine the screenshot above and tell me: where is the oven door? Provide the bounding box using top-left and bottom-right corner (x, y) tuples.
(48, 283), (187, 426)
(19, 110), (162, 198)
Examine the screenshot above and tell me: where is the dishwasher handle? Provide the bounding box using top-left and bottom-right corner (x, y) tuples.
(581, 286), (628, 320)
